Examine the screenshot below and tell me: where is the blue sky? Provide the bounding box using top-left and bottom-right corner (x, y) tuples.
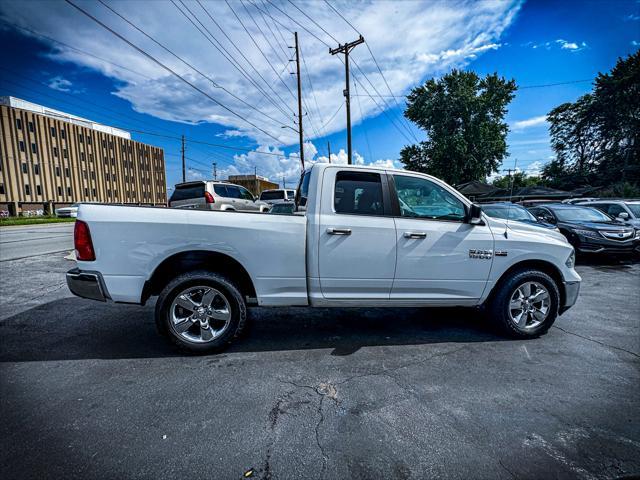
(0, 0), (638, 192)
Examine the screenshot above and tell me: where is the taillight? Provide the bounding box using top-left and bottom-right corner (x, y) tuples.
(204, 191), (215, 204)
(74, 220), (96, 261)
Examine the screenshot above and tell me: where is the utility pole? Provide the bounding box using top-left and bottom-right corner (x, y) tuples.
(254, 165), (258, 196)
(283, 176), (286, 189)
(327, 141), (332, 163)
(330, 35), (364, 165)
(213, 162), (217, 180)
(293, 32), (305, 172)
(181, 134), (186, 182)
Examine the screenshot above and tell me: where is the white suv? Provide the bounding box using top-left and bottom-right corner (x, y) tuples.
(259, 189), (296, 205)
(169, 181), (269, 212)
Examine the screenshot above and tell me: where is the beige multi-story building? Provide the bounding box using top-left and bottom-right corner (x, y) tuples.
(0, 96), (167, 215)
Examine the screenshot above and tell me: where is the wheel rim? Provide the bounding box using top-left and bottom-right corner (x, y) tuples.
(508, 281), (550, 330)
(169, 286), (231, 343)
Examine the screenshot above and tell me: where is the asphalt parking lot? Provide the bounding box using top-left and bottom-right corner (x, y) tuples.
(0, 244), (638, 479)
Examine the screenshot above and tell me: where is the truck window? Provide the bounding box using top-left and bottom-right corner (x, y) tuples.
(393, 175), (465, 221)
(260, 190), (285, 201)
(334, 171), (384, 216)
(170, 183), (205, 202)
(296, 171), (311, 208)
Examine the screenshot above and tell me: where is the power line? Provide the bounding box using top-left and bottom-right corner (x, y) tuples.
(225, 0), (297, 102)
(191, 0), (294, 118)
(252, 0), (293, 64)
(353, 75), (373, 162)
(239, 0), (290, 69)
(64, 0), (285, 143)
(95, 0), (286, 126)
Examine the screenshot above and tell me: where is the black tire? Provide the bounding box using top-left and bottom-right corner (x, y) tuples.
(155, 270), (247, 354)
(487, 269), (560, 339)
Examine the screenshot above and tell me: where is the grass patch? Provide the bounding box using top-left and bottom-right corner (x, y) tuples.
(0, 216), (76, 227)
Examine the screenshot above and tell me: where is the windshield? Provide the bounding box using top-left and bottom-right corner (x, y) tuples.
(553, 206), (611, 222)
(627, 203), (640, 217)
(483, 205), (536, 222)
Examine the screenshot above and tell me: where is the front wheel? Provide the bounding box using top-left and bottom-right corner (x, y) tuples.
(155, 271), (247, 354)
(487, 269), (560, 339)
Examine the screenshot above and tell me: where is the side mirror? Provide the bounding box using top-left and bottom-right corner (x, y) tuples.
(618, 212), (629, 220)
(254, 196), (259, 202)
(467, 203), (483, 225)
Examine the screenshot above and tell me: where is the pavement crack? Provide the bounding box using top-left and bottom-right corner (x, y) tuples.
(553, 325), (639, 359)
(314, 395), (328, 476)
(498, 459), (517, 479)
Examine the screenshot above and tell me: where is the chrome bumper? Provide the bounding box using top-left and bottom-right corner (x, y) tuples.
(66, 268), (108, 302)
(560, 280), (580, 315)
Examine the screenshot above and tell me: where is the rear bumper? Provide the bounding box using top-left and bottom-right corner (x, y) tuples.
(560, 280), (580, 315)
(66, 268), (109, 302)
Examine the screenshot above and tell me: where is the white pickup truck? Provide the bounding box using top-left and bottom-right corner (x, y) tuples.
(67, 164), (580, 353)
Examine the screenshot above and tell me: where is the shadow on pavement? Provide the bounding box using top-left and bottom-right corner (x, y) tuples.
(0, 297), (505, 362)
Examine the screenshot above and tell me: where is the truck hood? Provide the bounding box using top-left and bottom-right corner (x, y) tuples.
(486, 216), (568, 243)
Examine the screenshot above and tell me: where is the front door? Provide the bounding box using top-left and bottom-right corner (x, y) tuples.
(318, 169), (397, 299)
(390, 173), (494, 301)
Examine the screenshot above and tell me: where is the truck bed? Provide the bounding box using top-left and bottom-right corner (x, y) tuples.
(76, 204), (308, 305)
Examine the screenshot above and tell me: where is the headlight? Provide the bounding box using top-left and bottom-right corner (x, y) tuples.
(574, 229), (601, 239)
(565, 249), (575, 269)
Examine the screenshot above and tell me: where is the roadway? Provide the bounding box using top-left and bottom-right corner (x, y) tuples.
(0, 223), (74, 262)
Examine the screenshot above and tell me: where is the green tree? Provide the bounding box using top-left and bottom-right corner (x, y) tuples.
(543, 50), (639, 191)
(492, 171), (543, 189)
(400, 70), (517, 185)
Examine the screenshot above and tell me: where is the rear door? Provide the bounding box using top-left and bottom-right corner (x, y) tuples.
(238, 186), (259, 210)
(169, 182), (205, 209)
(224, 185), (244, 210)
(390, 173), (493, 301)
(318, 168), (397, 299)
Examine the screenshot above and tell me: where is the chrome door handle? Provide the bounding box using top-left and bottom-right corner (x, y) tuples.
(403, 231), (427, 239)
(327, 227), (352, 235)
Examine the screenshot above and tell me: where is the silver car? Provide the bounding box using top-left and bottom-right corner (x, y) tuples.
(259, 188), (296, 206)
(169, 181), (270, 212)
(56, 203), (79, 218)
(577, 199), (640, 228)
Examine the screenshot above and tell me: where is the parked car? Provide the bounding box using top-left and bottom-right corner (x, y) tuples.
(67, 164), (580, 353)
(576, 199), (640, 229)
(528, 203), (640, 256)
(259, 189), (296, 205)
(55, 203), (79, 218)
(169, 181), (269, 212)
(268, 202), (295, 215)
(562, 197), (599, 204)
(481, 203), (558, 230)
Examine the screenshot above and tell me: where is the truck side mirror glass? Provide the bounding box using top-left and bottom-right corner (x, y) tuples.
(467, 203), (483, 225)
(618, 212), (629, 220)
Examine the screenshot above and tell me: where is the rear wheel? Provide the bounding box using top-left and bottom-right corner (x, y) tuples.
(487, 269), (560, 338)
(155, 271), (246, 353)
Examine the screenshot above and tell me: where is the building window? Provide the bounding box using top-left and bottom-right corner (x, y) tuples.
(80, 152), (85, 161)
(25, 184), (31, 195)
(91, 171), (95, 180)
(107, 189), (112, 198)
(0, 184), (4, 195)
(31, 143), (37, 154)
(16, 118), (22, 130)
(89, 153), (93, 161)
(111, 158), (115, 166)
(109, 141), (113, 149)
(28, 121), (34, 132)
(55, 166), (60, 177)
(112, 173), (116, 181)
(22, 163), (27, 174)
(87, 136), (92, 145)
(102, 139), (107, 149)
(60, 129), (66, 140)
(92, 188), (96, 197)
(83, 170), (87, 179)
(63, 149), (68, 158)
(34, 164), (40, 175)
(57, 186), (62, 196)
(79, 133), (84, 143)
(36, 185), (42, 196)
(65, 168), (70, 177)
(50, 127), (56, 137)
(53, 147), (58, 157)
(84, 188), (89, 196)
(19, 141), (25, 152)
(67, 187), (71, 196)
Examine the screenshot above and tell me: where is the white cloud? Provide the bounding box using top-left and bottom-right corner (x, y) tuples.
(47, 75), (73, 92)
(511, 115), (547, 130)
(524, 39), (587, 52)
(524, 160), (544, 176)
(632, 40), (640, 46)
(0, 0), (521, 147)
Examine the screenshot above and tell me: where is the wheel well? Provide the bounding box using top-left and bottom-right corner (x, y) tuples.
(143, 250), (256, 304)
(487, 259), (565, 306)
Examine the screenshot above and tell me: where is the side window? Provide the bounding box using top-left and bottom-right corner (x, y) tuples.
(226, 186), (241, 199)
(239, 187), (254, 200)
(213, 184), (229, 197)
(334, 171), (384, 216)
(393, 175), (465, 221)
(297, 171), (311, 208)
(606, 204), (624, 217)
